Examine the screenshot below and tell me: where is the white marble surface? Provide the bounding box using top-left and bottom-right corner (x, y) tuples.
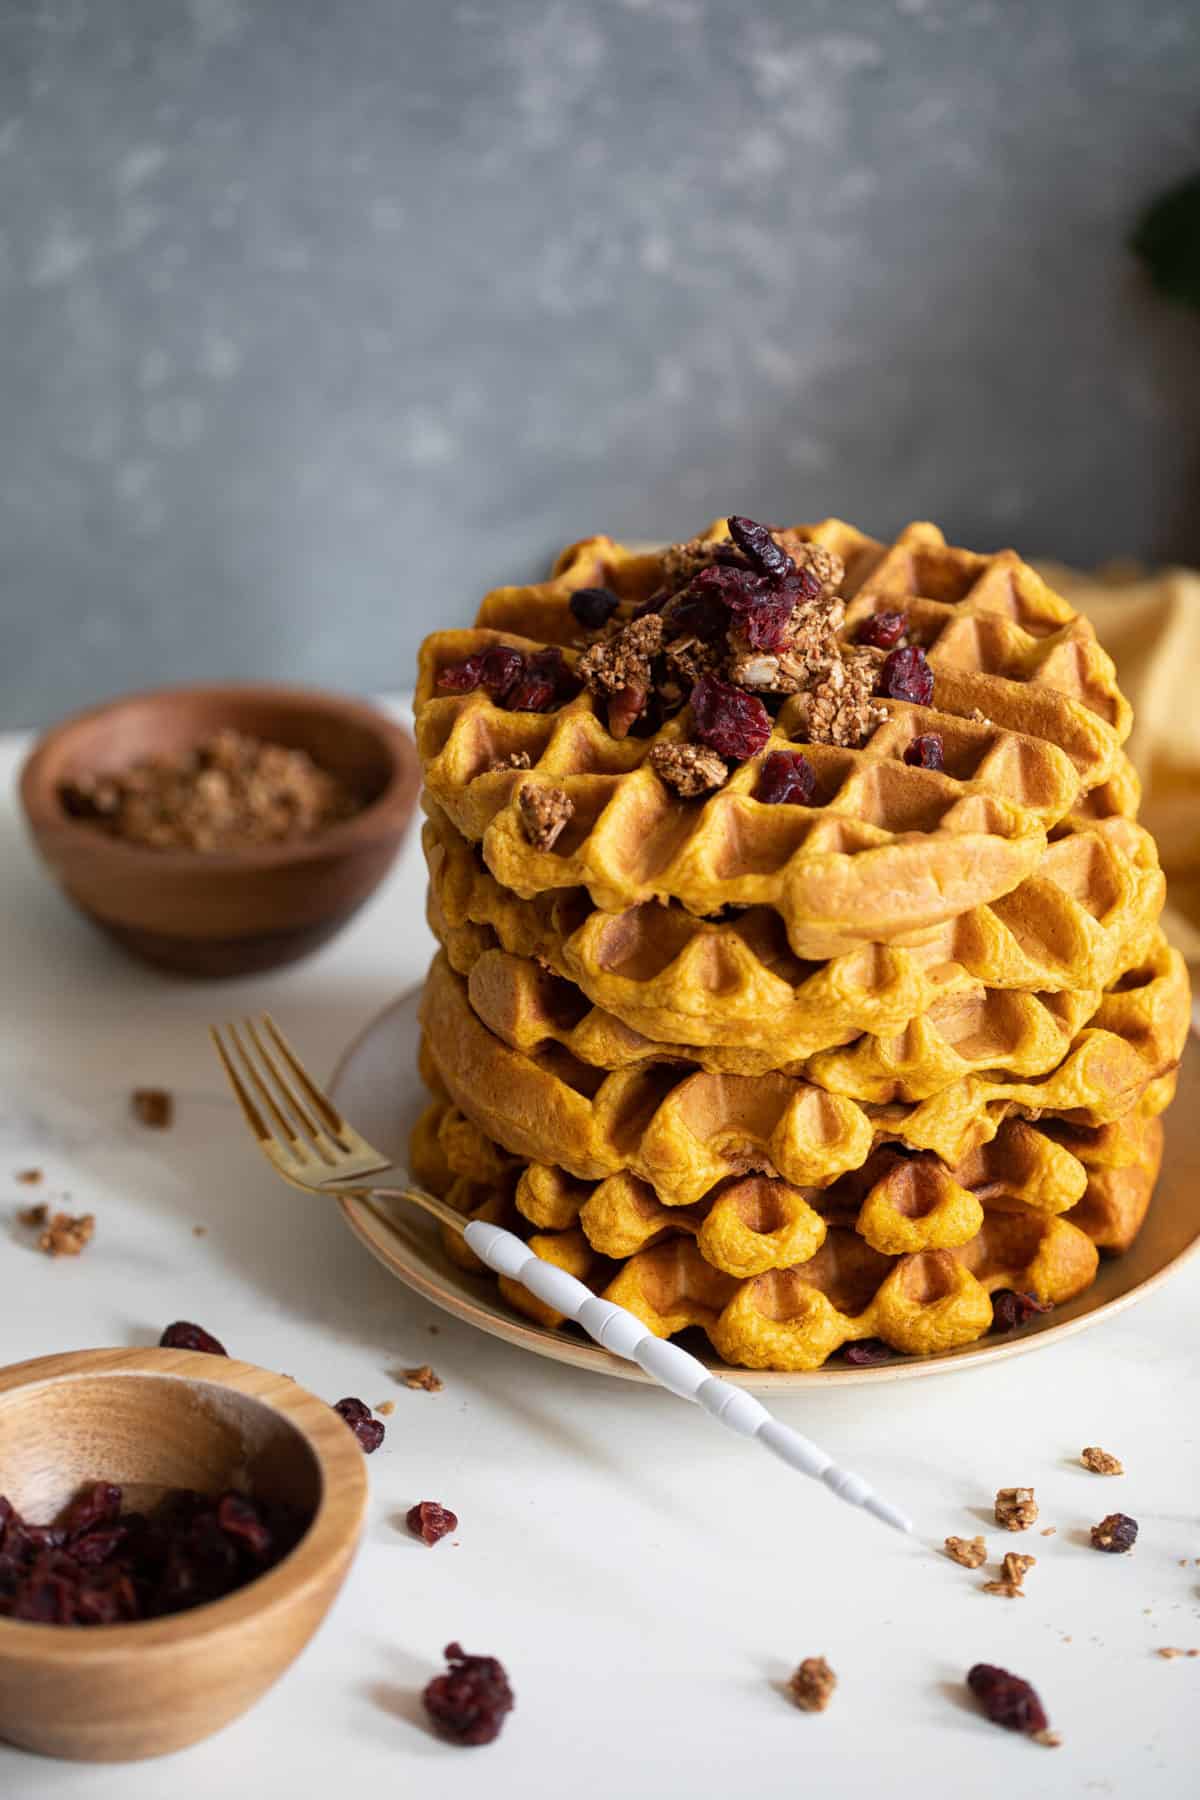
(0, 712), (1197, 1798)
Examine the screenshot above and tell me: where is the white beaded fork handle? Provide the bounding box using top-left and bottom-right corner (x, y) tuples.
(465, 1219), (914, 1534)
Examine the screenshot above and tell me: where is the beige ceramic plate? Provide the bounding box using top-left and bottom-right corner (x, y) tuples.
(331, 991), (1200, 1389)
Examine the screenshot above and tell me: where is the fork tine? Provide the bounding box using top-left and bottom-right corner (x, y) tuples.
(229, 1021), (325, 1165)
(210, 1026), (273, 1144)
(243, 1019), (342, 1164)
(260, 1014), (348, 1139)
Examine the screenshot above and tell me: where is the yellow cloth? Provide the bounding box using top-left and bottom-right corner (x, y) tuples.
(1041, 562), (1200, 965)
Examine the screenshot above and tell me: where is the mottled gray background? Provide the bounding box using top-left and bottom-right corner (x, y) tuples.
(3, 0), (1199, 728)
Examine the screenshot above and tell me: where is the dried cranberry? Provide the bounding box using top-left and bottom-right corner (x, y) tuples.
(407, 1501), (458, 1547)
(728, 587), (797, 652)
(691, 674), (772, 761)
(879, 644), (934, 705)
(13, 1566), (78, 1625)
(727, 515), (794, 581)
(903, 732), (945, 770)
(858, 610), (907, 649)
(967, 1664), (1049, 1736)
(661, 589), (729, 642)
(159, 1321), (227, 1356)
(477, 644), (525, 699)
(68, 1526), (127, 1568)
(569, 587), (620, 631)
(840, 1339), (894, 1366)
(436, 655), (484, 694)
(1090, 1512), (1138, 1553)
(61, 1482), (122, 1539)
(508, 647), (578, 713)
(216, 1493), (273, 1558)
(990, 1290), (1052, 1333)
(334, 1397), (386, 1454)
(756, 750), (816, 806)
(423, 1641), (514, 1746)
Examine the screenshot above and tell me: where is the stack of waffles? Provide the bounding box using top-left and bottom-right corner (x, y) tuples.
(409, 516), (1189, 1370)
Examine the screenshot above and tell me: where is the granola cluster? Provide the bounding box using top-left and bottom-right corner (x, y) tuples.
(576, 517), (891, 784)
(995, 1486), (1039, 1531)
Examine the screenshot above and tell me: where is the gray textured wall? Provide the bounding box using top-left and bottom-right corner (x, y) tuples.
(3, 0), (1199, 729)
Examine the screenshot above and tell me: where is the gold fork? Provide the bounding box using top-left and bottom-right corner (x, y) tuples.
(211, 1013), (914, 1535)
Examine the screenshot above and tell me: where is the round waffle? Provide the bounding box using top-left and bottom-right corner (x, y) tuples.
(423, 800), (1163, 1061)
(418, 939), (1187, 1194)
(409, 1093), (1164, 1370)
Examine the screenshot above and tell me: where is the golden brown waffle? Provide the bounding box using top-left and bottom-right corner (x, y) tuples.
(418, 940), (1187, 1195)
(409, 1084), (1163, 1365)
(424, 803), (1164, 1060)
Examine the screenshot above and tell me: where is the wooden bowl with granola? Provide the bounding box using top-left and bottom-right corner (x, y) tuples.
(19, 684), (420, 977)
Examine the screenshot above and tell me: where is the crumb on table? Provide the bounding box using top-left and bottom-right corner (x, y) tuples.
(15, 1168), (42, 1186)
(944, 1535), (987, 1570)
(16, 1202), (48, 1229)
(1081, 1446), (1124, 1476)
(983, 1552), (1037, 1598)
(37, 1212), (95, 1257)
(788, 1657), (836, 1713)
(401, 1364), (444, 1392)
(132, 1088), (173, 1129)
(376, 1400), (396, 1416)
(995, 1486), (1039, 1531)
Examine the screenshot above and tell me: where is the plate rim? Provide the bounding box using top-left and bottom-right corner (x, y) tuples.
(329, 990), (1200, 1391)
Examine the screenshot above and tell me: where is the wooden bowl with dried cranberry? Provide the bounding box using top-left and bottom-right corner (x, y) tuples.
(0, 1346), (368, 1762)
(19, 684), (420, 977)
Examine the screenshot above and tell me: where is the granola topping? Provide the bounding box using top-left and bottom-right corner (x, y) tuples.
(648, 742), (728, 798)
(487, 751), (532, 773)
(517, 784), (574, 852)
(788, 1656), (836, 1713)
(798, 650), (887, 748)
(995, 1486), (1039, 1531)
(944, 1534), (987, 1570)
(1081, 1446), (1124, 1476)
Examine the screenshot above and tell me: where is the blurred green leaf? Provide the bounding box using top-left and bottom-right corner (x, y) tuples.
(1131, 172), (1200, 312)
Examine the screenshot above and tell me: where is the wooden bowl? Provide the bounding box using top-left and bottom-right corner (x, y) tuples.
(0, 1347), (369, 1762)
(18, 684), (420, 977)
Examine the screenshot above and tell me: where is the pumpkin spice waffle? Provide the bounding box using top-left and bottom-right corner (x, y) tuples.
(407, 512), (1184, 1373)
(408, 1092), (1163, 1368)
(418, 939), (1187, 1194)
(423, 802), (1164, 1061)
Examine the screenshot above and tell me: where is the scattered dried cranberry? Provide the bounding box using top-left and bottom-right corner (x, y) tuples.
(1090, 1512), (1138, 1553)
(858, 610), (907, 649)
(334, 1397), (386, 1454)
(569, 587), (620, 631)
(423, 1641), (514, 1746)
(990, 1290), (1052, 1333)
(756, 750), (816, 806)
(879, 644), (934, 705)
(159, 1321), (227, 1356)
(691, 674), (772, 761)
(407, 1502), (458, 1547)
(840, 1339), (894, 1366)
(903, 732), (945, 770)
(727, 515), (794, 581)
(688, 562), (801, 651)
(508, 647), (578, 713)
(967, 1664), (1049, 1736)
(436, 655), (484, 694)
(661, 588), (728, 641)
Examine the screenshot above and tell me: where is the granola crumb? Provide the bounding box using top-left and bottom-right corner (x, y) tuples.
(375, 1400), (396, 1416)
(1034, 1730), (1063, 1748)
(648, 741), (728, 798)
(132, 1088), (173, 1130)
(487, 750), (532, 773)
(1081, 1446), (1124, 1476)
(37, 1211), (95, 1257)
(401, 1364), (444, 1392)
(192, 1224), (207, 1237)
(517, 783), (574, 852)
(1041, 1526), (1057, 1536)
(995, 1486), (1039, 1531)
(579, 614), (664, 696)
(945, 1535), (987, 1570)
(15, 1168), (42, 1186)
(798, 649), (887, 748)
(788, 1656), (836, 1713)
(17, 1202), (49, 1228)
(1158, 1647), (1200, 1659)
(983, 1552), (1037, 1598)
